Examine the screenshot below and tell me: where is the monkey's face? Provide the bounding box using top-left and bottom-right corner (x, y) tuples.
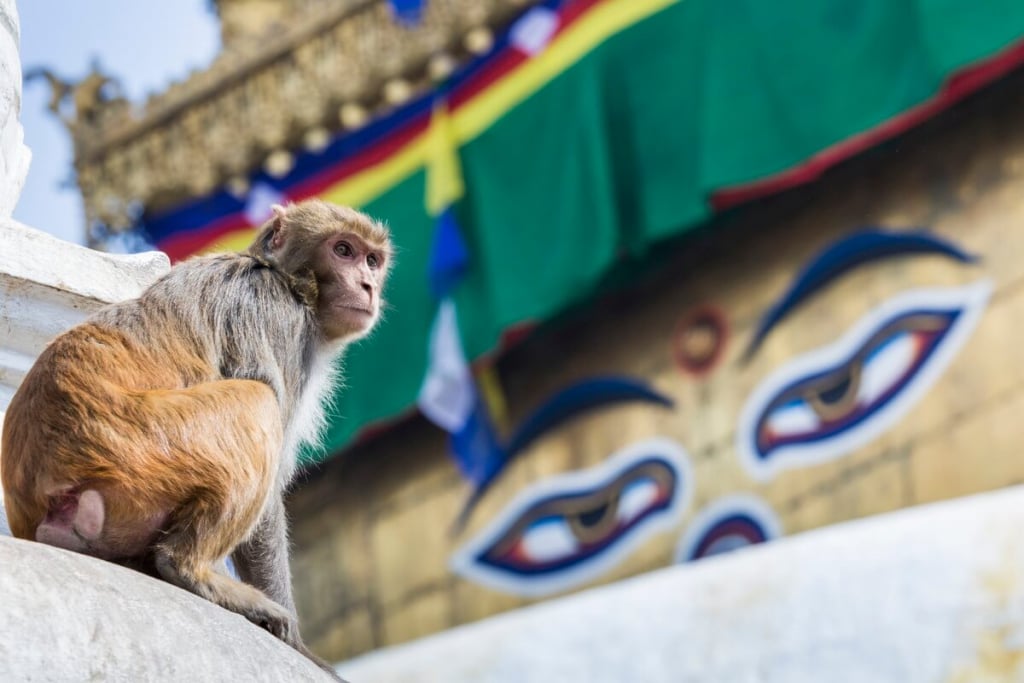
(315, 231), (389, 341)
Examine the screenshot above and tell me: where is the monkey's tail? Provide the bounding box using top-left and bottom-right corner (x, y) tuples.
(293, 640), (347, 682)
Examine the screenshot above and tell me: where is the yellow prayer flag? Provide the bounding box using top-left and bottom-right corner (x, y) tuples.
(425, 100), (465, 217)
(476, 363), (510, 436)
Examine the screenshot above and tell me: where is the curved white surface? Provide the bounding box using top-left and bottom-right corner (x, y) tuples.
(0, 537), (332, 680)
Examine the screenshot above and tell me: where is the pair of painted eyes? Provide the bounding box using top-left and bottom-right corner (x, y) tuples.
(334, 241), (382, 269)
(453, 283), (990, 594)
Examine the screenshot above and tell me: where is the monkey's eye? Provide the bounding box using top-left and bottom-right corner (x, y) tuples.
(367, 253), (380, 269)
(450, 438), (691, 597)
(737, 281), (991, 481)
(334, 242), (354, 257)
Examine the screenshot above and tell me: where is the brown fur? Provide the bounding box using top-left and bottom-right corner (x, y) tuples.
(1, 199), (390, 678)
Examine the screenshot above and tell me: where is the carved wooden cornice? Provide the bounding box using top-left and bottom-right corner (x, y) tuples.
(48, 0), (536, 243)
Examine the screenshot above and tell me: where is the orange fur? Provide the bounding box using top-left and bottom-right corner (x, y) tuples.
(2, 323), (281, 559)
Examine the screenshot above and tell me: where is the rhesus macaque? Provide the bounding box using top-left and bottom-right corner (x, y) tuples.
(1, 199), (391, 678)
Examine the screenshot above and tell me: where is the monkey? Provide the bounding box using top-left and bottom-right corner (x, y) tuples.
(1, 199), (391, 678)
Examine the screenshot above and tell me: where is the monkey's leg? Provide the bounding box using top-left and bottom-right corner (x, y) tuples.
(141, 380), (299, 645)
(154, 497), (300, 646)
(232, 494), (296, 613)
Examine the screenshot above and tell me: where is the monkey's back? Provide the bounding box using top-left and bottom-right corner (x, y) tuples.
(94, 253), (315, 391)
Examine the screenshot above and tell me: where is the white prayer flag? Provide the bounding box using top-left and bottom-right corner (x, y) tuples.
(244, 183), (285, 226)
(510, 7), (559, 56)
(418, 298), (475, 432)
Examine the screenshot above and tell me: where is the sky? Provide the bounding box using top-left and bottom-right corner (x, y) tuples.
(12, 1), (221, 245)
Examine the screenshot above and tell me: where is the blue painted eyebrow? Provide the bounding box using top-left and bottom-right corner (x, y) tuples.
(742, 228), (978, 362)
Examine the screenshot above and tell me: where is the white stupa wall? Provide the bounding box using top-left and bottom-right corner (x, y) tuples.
(0, 0), (30, 218)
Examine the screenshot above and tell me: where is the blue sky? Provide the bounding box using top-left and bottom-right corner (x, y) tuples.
(13, 1), (220, 244)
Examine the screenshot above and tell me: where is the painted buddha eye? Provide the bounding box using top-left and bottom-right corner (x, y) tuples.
(738, 281), (991, 481)
(675, 495), (782, 563)
(450, 438), (692, 597)
(502, 477), (662, 566)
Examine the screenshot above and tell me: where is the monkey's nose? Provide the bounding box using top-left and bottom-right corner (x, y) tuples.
(361, 281), (373, 295)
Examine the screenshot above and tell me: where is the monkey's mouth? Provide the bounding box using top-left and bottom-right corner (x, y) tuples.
(341, 304), (374, 316)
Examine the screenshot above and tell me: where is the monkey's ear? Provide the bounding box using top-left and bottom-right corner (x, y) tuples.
(268, 205), (287, 250)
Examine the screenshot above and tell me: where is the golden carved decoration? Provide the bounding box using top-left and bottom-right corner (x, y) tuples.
(35, 0), (540, 244)
(303, 126), (331, 152)
(226, 176), (251, 198)
(264, 149), (295, 177)
(428, 53), (458, 82)
(383, 78), (414, 105)
(464, 26), (495, 55)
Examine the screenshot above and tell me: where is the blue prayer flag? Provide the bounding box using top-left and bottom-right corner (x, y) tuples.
(428, 208), (470, 299)
(449, 391), (505, 486)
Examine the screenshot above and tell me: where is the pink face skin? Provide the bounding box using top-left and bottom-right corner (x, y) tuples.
(316, 231), (389, 341)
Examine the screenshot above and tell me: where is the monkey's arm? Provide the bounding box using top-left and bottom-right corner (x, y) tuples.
(232, 493), (296, 615)
(232, 498), (344, 677)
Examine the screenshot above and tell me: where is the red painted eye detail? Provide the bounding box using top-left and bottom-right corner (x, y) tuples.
(367, 253), (380, 269)
(334, 242), (353, 257)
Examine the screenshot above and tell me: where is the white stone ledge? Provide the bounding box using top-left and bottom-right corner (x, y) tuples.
(0, 536), (332, 680)
(339, 486), (1024, 683)
(0, 218), (169, 305)
(0, 217), (169, 413)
